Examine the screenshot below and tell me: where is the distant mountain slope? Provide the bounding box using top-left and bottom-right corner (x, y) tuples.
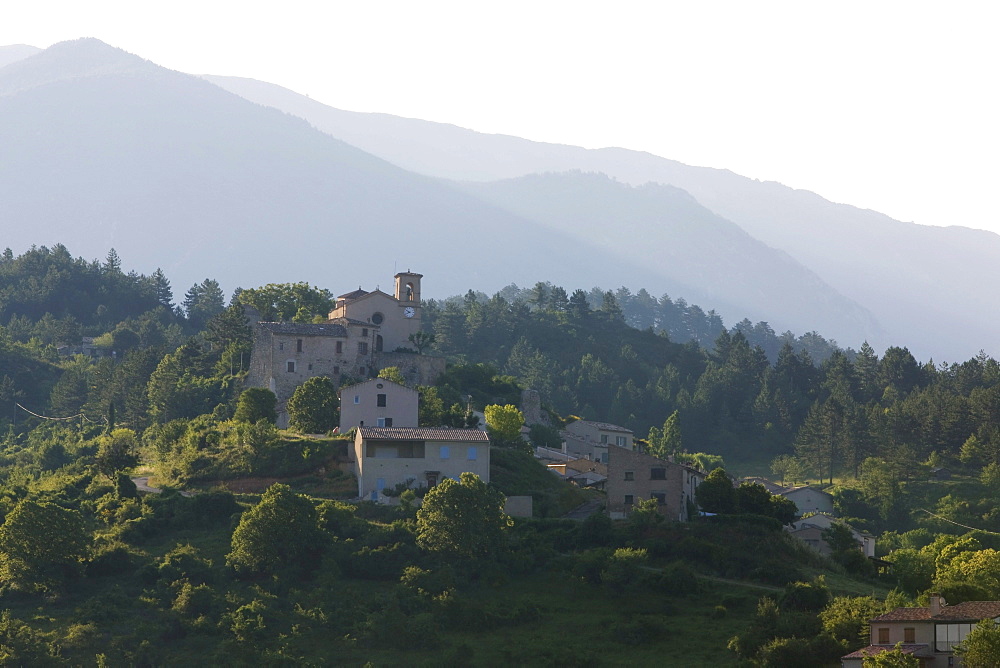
(458, 172), (880, 346)
(207, 75), (1000, 361)
(0, 39), (678, 302)
(0, 44), (40, 70)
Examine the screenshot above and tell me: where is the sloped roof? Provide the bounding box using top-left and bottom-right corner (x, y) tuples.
(358, 427), (490, 442)
(339, 378), (417, 395)
(873, 601), (1000, 622)
(842, 644), (932, 659)
(257, 322), (347, 337)
(570, 420), (633, 434)
(338, 288), (369, 300)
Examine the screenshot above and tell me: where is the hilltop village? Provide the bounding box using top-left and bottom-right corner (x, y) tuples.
(4, 249), (1000, 665)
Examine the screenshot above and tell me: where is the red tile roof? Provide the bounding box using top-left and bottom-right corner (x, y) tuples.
(873, 601), (1000, 622)
(842, 644), (931, 660)
(358, 427), (490, 442)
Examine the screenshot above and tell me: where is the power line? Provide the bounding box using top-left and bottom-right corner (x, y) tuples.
(918, 508), (1000, 536)
(15, 403), (104, 424)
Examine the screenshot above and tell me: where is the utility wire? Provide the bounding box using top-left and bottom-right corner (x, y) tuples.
(15, 403), (104, 424)
(918, 508), (1000, 536)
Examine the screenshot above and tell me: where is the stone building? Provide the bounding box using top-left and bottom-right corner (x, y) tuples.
(353, 427), (491, 501)
(339, 378), (419, 430)
(245, 271), (444, 428)
(606, 446), (704, 521)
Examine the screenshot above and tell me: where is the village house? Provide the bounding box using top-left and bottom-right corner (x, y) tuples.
(786, 513), (875, 558)
(562, 420), (633, 463)
(842, 595), (1000, 667)
(353, 426), (490, 501)
(339, 378), (418, 430)
(780, 485), (835, 515)
(245, 272), (445, 427)
(606, 446), (704, 521)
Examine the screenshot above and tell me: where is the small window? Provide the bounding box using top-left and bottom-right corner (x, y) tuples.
(467, 447), (477, 461)
(878, 628), (890, 644)
(904, 628), (915, 644)
(279, 342), (284, 351)
(372, 312), (384, 325)
(650, 467), (666, 480)
(385, 417), (392, 427)
(362, 328), (368, 337)
(296, 339), (303, 352)
(334, 365), (340, 375)
(358, 342), (368, 355)
(336, 341), (343, 354)
(353, 395), (360, 405)
(307, 363), (313, 371)
(377, 393), (387, 407)
(600, 434), (608, 444)
(651, 492), (666, 505)
(624, 495), (634, 505)
(286, 361), (295, 373)
(624, 471), (634, 481)
(359, 366), (367, 376)
(440, 446), (450, 459)
(616, 435), (627, 447)
(377, 417), (386, 427)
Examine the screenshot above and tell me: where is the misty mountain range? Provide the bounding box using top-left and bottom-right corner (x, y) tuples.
(0, 39), (994, 361)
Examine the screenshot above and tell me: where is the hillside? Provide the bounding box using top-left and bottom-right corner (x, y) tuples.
(0, 39), (669, 302)
(0, 39), (878, 351)
(206, 74), (1000, 362)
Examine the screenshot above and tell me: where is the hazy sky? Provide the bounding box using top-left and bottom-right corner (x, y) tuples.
(4, 1), (998, 234)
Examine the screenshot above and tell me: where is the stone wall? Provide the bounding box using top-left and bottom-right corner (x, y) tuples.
(374, 352), (446, 387)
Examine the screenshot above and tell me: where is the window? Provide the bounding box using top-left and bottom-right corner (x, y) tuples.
(377, 393), (387, 407)
(878, 628), (889, 645)
(358, 342), (368, 354)
(334, 365), (340, 374)
(904, 628), (915, 644)
(372, 312), (384, 325)
(440, 446), (450, 459)
(307, 363), (313, 371)
(359, 366), (366, 376)
(616, 435), (627, 447)
(377, 417), (393, 427)
(286, 361), (295, 373)
(362, 328), (368, 337)
(651, 492), (666, 505)
(600, 434), (608, 444)
(650, 467), (666, 480)
(624, 495), (634, 505)
(336, 341), (343, 354)
(353, 395), (360, 405)
(624, 471), (634, 481)
(279, 342), (284, 351)
(467, 447), (477, 461)
(296, 339), (303, 352)
(385, 417), (392, 427)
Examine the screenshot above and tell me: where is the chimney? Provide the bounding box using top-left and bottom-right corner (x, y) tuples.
(929, 593), (946, 616)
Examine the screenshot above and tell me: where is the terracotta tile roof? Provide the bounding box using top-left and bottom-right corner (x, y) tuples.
(338, 289), (369, 300)
(872, 607), (932, 622)
(358, 427), (490, 442)
(842, 644), (931, 659)
(258, 322), (347, 337)
(934, 601), (1000, 621)
(873, 601), (1000, 622)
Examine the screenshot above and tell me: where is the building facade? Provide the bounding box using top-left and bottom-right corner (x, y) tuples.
(245, 272), (443, 427)
(606, 446), (704, 521)
(339, 378), (418, 430)
(563, 420), (633, 463)
(842, 596), (1000, 666)
(353, 427), (491, 501)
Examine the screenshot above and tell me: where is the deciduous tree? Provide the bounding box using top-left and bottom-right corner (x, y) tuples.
(416, 472), (512, 561)
(287, 376), (338, 434)
(0, 500), (89, 592)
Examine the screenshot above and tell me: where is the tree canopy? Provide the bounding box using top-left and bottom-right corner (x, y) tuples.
(416, 472), (512, 561)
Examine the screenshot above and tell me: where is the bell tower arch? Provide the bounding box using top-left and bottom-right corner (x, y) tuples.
(394, 272), (422, 304)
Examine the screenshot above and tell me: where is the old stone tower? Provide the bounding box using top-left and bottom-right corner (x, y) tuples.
(245, 271), (443, 428)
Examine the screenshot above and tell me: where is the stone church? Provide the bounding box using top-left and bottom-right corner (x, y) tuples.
(246, 271), (445, 428)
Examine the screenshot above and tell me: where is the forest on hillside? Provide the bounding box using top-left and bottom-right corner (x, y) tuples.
(6, 245), (1000, 664)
